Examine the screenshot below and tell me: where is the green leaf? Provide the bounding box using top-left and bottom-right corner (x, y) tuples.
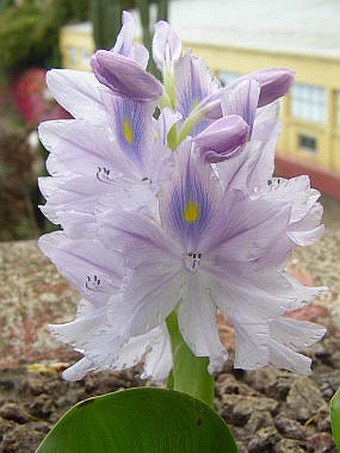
(36, 387), (237, 453)
(331, 388), (340, 450)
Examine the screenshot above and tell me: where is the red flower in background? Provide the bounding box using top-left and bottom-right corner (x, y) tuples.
(12, 68), (70, 126)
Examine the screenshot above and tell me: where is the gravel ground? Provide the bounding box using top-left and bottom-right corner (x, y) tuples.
(0, 195), (339, 452)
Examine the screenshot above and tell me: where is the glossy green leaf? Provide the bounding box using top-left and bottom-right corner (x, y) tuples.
(331, 388), (340, 450)
(36, 387), (237, 453)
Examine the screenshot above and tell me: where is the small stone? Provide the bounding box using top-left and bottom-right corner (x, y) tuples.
(274, 413), (308, 440)
(245, 410), (273, 435)
(0, 403), (33, 424)
(274, 438), (306, 453)
(312, 371), (340, 400)
(23, 394), (52, 419)
(248, 426), (282, 452)
(219, 394), (279, 426)
(286, 377), (325, 421)
(0, 416), (16, 437)
(215, 372), (258, 397)
(306, 432), (336, 452)
(244, 367), (296, 400)
(20, 376), (45, 397)
(316, 404), (331, 432)
(1, 421), (50, 453)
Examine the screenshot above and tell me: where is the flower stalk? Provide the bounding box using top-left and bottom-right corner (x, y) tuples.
(166, 310), (214, 408)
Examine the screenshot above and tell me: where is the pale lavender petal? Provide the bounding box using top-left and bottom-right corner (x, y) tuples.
(192, 90), (223, 120)
(39, 232), (122, 305)
(222, 78), (260, 137)
(91, 51), (163, 101)
(62, 357), (96, 381)
(38, 174), (107, 224)
(201, 188), (291, 261)
(155, 107), (182, 147)
(269, 340), (312, 375)
(175, 50), (221, 135)
(39, 119), (132, 178)
(270, 317), (326, 350)
(109, 326), (170, 377)
(153, 20), (182, 70)
(112, 10), (134, 54)
(112, 267), (182, 338)
(282, 274), (328, 311)
(100, 91), (154, 170)
(256, 176), (325, 247)
(178, 274), (227, 373)
(208, 269), (297, 322)
(112, 10), (149, 69)
(245, 68), (295, 107)
(233, 320), (269, 370)
(61, 324), (171, 382)
(46, 69), (105, 122)
(50, 304), (107, 352)
(194, 115), (249, 162)
(289, 225), (325, 247)
(141, 326), (173, 381)
(159, 141), (223, 250)
(98, 209), (182, 337)
(216, 107), (281, 193)
(58, 211), (97, 239)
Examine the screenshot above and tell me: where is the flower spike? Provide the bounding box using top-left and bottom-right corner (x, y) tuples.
(39, 12), (325, 382)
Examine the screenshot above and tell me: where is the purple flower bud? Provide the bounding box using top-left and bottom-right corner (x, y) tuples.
(153, 21), (182, 70)
(194, 115), (249, 163)
(246, 68), (295, 107)
(91, 50), (163, 102)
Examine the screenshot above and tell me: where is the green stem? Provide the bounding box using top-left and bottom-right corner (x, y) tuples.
(166, 311), (215, 408)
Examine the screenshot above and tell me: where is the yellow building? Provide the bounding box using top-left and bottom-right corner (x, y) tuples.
(60, 1), (340, 197)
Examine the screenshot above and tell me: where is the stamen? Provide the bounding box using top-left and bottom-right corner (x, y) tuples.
(85, 274), (101, 292)
(96, 166), (115, 184)
(185, 251), (202, 271)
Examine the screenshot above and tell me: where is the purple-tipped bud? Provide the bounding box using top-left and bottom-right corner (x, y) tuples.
(194, 115), (249, 163)
(246, 68), (295, 108)
(91, 50), (163, 102)
(153, 21), (182, 70)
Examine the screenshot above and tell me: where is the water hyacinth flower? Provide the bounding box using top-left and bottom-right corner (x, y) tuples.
(38, 12), (326, 382)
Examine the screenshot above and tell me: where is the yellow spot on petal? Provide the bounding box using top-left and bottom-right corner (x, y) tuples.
(183, 199), (199, 223)
(123, 117), (133, 144)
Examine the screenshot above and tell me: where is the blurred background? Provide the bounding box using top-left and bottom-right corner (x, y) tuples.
(0, 0), (339, 242)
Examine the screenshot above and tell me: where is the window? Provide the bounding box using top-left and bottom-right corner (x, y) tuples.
(68, 47), (77, 65)
(336, 91), (340, 127)
(298, 133), (317, 153)
(291, 83), (326, 123)
(218, 70), (241, 87)
(81, 48), (90, 68)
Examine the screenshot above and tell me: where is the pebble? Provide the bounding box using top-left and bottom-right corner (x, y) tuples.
(248, 426), (282, 452)
(286, 377), (325, 421)
(0, 403), (33, 424)
(0, 421), (50, 453)
(244, 368), (297, 400)
(274, 413), (309, 440)
(219, 394), (279, 426)
(306, 432), (336, 452)
(274, 438), (306, 453)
